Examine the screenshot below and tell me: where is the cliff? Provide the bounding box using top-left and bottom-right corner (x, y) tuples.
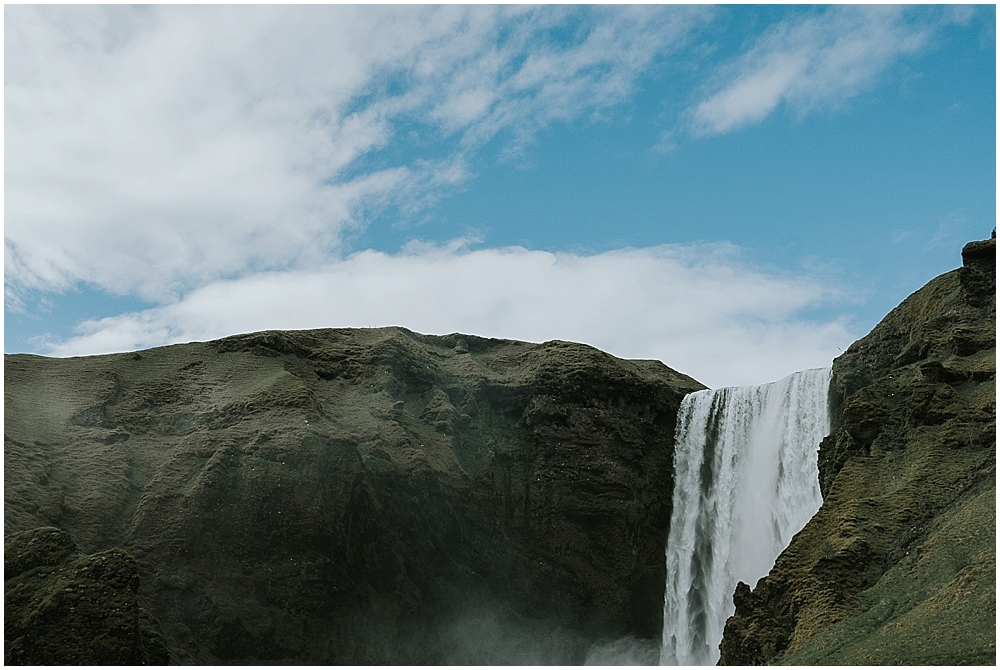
(719, 238), (996, 665)
(4, 329), (703, 664)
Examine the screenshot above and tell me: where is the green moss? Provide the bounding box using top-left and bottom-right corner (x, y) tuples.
(780, 485), (995, 665)
(4, 528), (170, 665)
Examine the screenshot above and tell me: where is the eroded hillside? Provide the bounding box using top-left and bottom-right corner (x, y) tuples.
(5, 329), (702, 664)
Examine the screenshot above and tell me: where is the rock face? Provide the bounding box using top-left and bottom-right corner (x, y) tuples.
(719, 238), (996, 665)
(4, 526), (170, 665)
(4, 330), (703, 663)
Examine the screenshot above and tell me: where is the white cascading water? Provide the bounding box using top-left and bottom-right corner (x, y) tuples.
(659, 367), (831, 666)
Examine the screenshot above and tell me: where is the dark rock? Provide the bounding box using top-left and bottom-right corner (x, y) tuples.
(961, 237), (995, 266)
(719, 580), (793, 666)
(4, 526), (78, 579)
(4, 527), (170, 665)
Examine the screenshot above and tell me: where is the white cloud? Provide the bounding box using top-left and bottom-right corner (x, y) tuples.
(13, 6), (922, 387)
(653, 130), (678, 155)
(5, 5), (709, 307)
(42, 243), (854, 389)
(688, 6), (930, 136)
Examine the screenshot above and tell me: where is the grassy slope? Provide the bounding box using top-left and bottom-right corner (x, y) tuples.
(781, 482), (994, 665)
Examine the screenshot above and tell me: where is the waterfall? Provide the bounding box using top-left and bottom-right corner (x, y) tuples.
(659, 367), (831, 666)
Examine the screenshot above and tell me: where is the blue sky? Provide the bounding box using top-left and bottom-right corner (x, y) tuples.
(4, 5), (995, 387)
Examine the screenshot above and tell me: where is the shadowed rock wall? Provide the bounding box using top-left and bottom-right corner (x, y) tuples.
(719, 238), (996, 665)
(5, 329), (703, 663)
(4, 526), (170, 665)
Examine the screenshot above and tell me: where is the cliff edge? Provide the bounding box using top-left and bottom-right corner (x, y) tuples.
(719, 237), (996, 665)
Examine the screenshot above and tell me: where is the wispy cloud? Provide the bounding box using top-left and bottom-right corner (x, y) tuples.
(687, 6), (932, 136)
(923, 211), (970, 252)
(4, 5), (709, 308)
(41, 243), (853, 388)
(652, 130), (677, 155)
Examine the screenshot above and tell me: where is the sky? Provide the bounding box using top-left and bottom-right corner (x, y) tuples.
(4, 4), (996, 388)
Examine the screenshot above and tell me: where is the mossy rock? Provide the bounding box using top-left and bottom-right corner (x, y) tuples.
(4, 527), (171, 665)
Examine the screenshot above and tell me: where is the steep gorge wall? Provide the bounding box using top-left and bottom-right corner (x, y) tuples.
(4, 329), (703, 664)
(719, 238), (996, 665)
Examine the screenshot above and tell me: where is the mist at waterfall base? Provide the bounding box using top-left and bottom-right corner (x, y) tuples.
(415, 369), (831, 665)
(661, 368), (832, 666)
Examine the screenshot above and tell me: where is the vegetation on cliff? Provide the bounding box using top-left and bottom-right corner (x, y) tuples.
(4, 329), (702, 663)
(4, 526), (170, 665)
(719, 238), (996, 665)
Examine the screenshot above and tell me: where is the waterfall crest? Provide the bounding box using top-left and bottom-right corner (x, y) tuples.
(659, 367), (831, 666)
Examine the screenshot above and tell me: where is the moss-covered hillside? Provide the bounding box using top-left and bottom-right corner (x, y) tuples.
(719, 238), (996, 665)
(4, 329), (702, 664)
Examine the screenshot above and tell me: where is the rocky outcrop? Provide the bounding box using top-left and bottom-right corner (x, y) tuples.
(4, 330), (703, 663)
(719, 238), (996, 665)
(4, 526), (170, 665)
